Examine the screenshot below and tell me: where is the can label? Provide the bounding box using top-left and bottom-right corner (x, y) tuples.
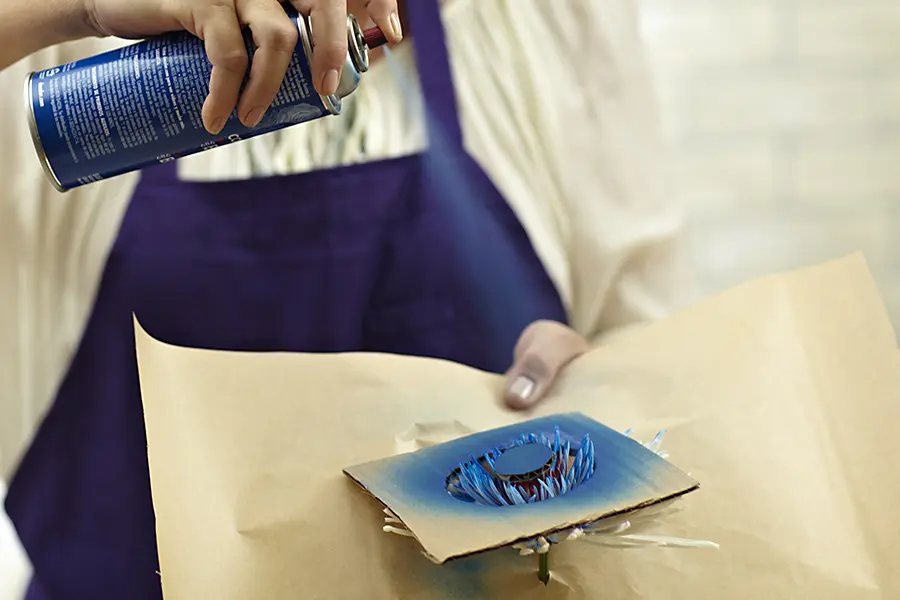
(29, 11), (326, 190)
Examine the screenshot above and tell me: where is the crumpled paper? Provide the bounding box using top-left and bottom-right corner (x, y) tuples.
(393, 421), (475, 455)
(135, 253), (900, 599)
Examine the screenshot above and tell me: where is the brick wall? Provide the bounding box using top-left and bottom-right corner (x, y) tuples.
(638, 0), (900, 331)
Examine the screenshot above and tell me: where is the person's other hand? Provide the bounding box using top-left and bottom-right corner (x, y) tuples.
(503, 321), (590, 410)
(82, 0), (403, 133)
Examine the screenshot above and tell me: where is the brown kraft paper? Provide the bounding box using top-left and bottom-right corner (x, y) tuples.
(135, 253), (900, 599)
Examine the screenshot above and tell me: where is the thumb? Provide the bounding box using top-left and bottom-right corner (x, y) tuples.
(504, 321), (589, 410)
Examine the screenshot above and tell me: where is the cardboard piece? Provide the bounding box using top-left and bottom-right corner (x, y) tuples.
(343, 412), (700, 564)
(135, 253), (900, 599)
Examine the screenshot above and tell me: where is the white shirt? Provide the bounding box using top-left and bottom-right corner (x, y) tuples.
(0, 0), (695, 480)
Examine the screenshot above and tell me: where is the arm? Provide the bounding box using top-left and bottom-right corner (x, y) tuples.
(503, 0), (698, 343)
(445, 0), (697, 344)
(2, 0), (404, 129)
(549, 0), (699, 342)
(1, 0), (93, 70)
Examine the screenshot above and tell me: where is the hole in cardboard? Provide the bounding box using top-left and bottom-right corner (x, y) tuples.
(445, 430), (596, 507)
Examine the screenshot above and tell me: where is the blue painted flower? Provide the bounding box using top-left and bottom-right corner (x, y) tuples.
(445, 427), (595, 507)
(382, 427), (719, 567)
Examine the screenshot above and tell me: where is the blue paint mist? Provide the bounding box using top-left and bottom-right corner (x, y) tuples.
(384, 48), (559, 371)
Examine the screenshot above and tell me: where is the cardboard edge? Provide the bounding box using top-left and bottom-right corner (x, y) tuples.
(342, 468), (426, 543)
(428, 484), (701, 564)
(343, 464), (700, 565)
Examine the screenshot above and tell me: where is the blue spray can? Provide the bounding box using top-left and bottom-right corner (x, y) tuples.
(25, 8), (385, 192)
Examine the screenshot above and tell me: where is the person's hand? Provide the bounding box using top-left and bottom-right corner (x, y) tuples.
(82, 0), (403, 133)
(503, 321), (590, 410)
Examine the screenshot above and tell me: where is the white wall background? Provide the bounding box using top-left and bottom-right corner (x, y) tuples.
(639, 0), (900, 331)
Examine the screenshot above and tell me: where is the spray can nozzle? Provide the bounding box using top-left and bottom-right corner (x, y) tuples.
(362, 27), (389, 49)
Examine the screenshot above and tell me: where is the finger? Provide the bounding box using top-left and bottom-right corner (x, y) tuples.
(194, 3), (250, 134)
(306, 0), (347, 96)
(503, 321), (589, 410)
(363, 0), (403, 43)
(236, 0), (299, 126)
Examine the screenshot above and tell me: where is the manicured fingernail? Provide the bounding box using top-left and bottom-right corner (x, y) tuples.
(508, 376), (536, 405)
(209, 117), (226, 134)
(245, 107), (266, 127)
(389, 12), (403, 41)
(322, 69), (340, 96)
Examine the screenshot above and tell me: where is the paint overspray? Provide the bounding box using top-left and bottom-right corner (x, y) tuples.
(380, 48), (568, 589)
(384, 47), (558, 374)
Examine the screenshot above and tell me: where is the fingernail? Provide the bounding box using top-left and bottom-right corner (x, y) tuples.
(322, 69), (340, 96)
(389, 12), (403, 41)
(245, 107), (266, 128)
(209, 117), (226, 135)
(508, 376), (536, 405)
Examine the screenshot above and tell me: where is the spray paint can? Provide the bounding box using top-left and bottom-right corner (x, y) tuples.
(25, 7), (387, 192)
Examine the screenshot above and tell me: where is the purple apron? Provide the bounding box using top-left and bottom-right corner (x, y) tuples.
(6, 2), (567, 598)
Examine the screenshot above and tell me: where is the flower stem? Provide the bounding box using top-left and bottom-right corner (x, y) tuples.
(538, 551), (550, 585)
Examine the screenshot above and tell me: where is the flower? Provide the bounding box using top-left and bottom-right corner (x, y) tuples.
(382, 428), (718, 556)
(446, 427), (595, 507)
(510, 429), (719, 556)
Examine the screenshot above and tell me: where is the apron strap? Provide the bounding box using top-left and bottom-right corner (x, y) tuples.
(404, 0), (465, 147)
(139, 159), (179, 185)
